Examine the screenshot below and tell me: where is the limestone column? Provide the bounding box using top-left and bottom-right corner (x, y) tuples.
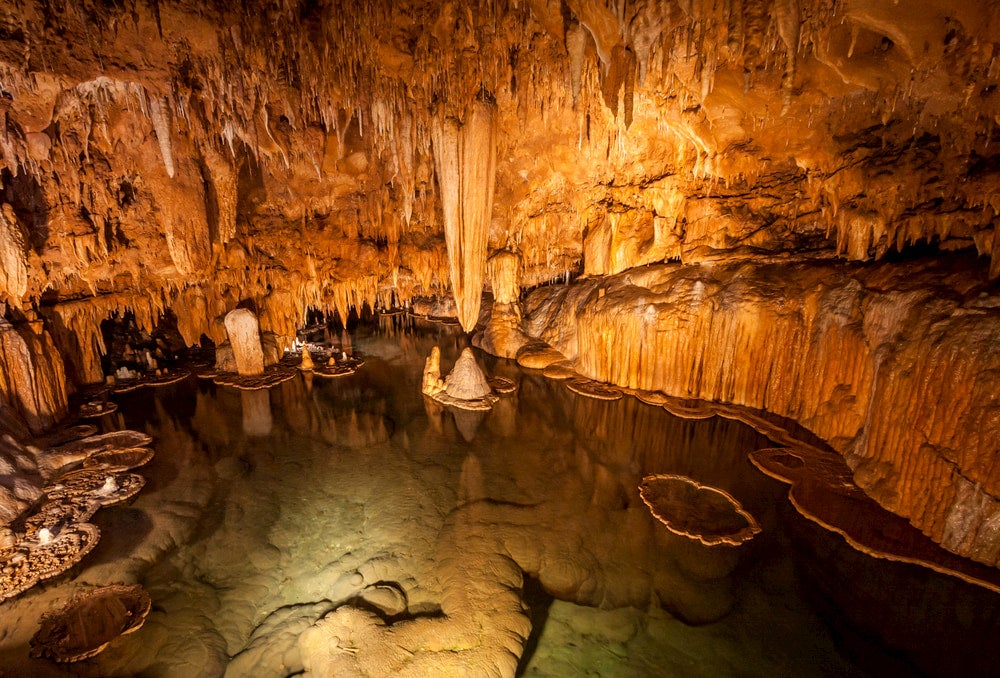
(224, 308), (265, 376)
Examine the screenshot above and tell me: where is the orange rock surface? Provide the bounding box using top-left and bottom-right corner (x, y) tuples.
(0, 1), (997, 568)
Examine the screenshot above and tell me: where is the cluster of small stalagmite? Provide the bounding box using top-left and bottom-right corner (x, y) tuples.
(0, 0), (997, 576)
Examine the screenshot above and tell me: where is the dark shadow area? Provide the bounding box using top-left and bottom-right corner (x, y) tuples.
(515, 574), (554, 676)
(0, 166), (47, 251)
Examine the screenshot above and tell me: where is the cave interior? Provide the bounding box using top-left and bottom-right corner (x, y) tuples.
(1, 0), (1000, 675)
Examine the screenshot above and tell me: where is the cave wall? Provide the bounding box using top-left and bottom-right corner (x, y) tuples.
(523, 257), (1000, 566)
(0, 1), (998, 563)
(0, 316), (67, 434)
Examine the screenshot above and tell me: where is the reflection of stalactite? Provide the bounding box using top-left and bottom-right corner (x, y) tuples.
(431, 100), (497, 333)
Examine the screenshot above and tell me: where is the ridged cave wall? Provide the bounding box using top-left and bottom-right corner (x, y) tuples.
(0, 0), (999, 566)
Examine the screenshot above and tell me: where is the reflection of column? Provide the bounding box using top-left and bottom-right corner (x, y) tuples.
(241, 389), (272, 437)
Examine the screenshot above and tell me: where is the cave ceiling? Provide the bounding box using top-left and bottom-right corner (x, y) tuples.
(0, 0), (998, 346)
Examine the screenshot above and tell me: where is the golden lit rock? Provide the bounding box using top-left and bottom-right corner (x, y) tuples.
(0, 1), (999, 671)
(223, 308), (265, 377)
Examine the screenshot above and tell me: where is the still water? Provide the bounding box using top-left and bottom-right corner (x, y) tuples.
(2, 319), (998, 676)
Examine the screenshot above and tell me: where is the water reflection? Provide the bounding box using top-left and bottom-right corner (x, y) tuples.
(241, 390), (272, 437)
(1, 321), (997, 676)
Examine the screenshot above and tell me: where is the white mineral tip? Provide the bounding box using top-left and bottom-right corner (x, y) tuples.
(96, 476), (119, 496)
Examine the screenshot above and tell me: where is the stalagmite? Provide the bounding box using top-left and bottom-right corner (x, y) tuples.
(444, 348), (492, 401)
(431, 99), (497, 333)
(223, 308), (266, 376)
(475, 249), (531, 358)
(421, 346), (445, 396)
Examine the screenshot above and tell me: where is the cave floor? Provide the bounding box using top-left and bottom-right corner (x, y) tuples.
(0, 319), (997, 677)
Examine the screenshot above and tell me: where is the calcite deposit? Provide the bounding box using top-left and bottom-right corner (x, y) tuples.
(30, 584), (152, 662)
(0, 0), (998, 591)
(222, 308), (266, 377)
(423, 346), (499, 411)
(523, 257), (1000, 566)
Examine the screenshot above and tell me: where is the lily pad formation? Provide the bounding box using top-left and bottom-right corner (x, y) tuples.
(30, 584), (152, 662)
(48, 430), (153, 458)
(211, 365), (298, 390)
(84, 447), (155, 472)
(309, 355), (366, 379)
(0, 523), (101, 603)
(749, 446), (1000, 595)
(565, 377), (624, 401)
(639, 474), (761, 547)
(111, 369), (191, 394)
(77, 401), (118, 418)
(1, 428), (154, 603)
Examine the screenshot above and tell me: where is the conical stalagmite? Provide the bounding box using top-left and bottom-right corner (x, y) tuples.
(444, 348), (492, 401)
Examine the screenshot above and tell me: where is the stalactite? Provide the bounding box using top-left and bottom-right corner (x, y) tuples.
(431, 99), (498, 332)
(774, 0), (801, 114)
(487, 249), (521, 305)
(566, 21), (588, 106)
(149, 95), (174, 179)
(200, 144), (238, 244)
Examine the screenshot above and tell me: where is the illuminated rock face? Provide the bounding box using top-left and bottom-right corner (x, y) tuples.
(523, 257), (1000, 567)
(0, 1), (998, 567)
(223, 309), (265, 376)
(444, 348), (492, 401)
(0, 320), (68, 435)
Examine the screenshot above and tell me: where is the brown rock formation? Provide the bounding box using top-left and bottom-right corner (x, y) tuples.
(0, 0), (997, 569)
(223, 308), (265, 376)
(523, 257), (1000, 566)
(0, 318), (68, 434)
